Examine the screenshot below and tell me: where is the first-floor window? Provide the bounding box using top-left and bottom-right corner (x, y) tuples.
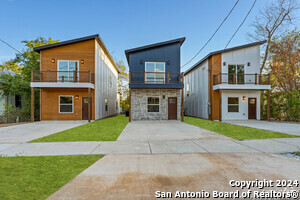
(116, 101), (118, 110)
(228, 97), (239, 112)
(105, 99), (108, 111)
(59, 96), (73, 113)
(147, 97), (159, 112)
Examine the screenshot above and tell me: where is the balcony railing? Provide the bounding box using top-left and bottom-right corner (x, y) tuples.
(129, 72), (184, 84)
(31, 71), (95, 84)
(213, 73), (270, 85)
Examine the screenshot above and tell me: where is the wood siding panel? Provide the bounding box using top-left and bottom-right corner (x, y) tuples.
(41, 88), (95, 120)
(209, 54), (221, 120)
(40, 39), (95, 73)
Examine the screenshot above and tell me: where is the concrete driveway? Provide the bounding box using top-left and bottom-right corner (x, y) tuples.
(223, 120), (300, 136)
(117, 121), (228, 141)
(0, 121), (87, 143)
(48, 153), (300, 200)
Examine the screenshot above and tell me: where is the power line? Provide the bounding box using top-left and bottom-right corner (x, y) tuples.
(209, 0), (257, 70)
(0, 38), (22, 54)
(181, 0), (240, 69)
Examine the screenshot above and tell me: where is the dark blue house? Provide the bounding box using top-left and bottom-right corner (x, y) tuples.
(125, 37), (185, 121)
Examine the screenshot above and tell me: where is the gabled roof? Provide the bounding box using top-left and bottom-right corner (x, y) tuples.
(185, 40), (267, 75)
(33, 34), (119, 73)
(125, 37), (186, 64)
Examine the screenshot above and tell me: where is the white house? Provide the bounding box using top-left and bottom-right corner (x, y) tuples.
(184, 41), (271, 121)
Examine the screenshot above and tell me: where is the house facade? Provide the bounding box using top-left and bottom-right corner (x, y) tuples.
(184, 41), (271, 121)
(31, 34), (119, 121)
(125, 38), (185, 121)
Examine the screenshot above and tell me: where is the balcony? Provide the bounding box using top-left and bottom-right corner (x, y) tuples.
(129, 72), (184, 89)
(213, 73), (271, 90)
(31, 70), (95, 88)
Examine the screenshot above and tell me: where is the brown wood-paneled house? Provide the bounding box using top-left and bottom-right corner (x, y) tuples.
(31, 34), (119, 121)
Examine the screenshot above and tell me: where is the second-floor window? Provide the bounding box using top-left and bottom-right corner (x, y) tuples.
(145, 62), (165, 83)
(58, 60), (79, 82)
(228, 64), (244, 84)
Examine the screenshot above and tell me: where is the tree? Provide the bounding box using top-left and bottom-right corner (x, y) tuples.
(0, 73), (28, 96)
(268, 29), (299, 92)
(115, 59), (129, 98)
(0, 61), (22, 73)
(248, 0), (298, 75)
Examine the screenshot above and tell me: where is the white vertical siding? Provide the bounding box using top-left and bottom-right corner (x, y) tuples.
(222, 90), (261, 120)
(95, 41), (119, 119)
(184, 60), (209, 119)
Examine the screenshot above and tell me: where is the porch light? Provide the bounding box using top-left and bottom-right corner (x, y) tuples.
(167, 61), (170, 65)
(223, 62), (226, 66)
(140, 59), (143, 64)
(75, 95), (79, 100)
(52, 59), (55, 63)
(242, 96), (246, 100)
(81, 59), (84, 64)
(247, 62), (251, 66)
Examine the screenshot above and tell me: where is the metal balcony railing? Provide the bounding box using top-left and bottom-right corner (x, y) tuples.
(31, 70), (95, 84)
(129, 72), (184, 84)
(213, 73), (270, 85)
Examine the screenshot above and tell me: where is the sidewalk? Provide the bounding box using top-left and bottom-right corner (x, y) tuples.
(1, 138), (299, 157)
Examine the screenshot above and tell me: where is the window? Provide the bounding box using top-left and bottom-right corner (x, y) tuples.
(186, 84), (190, 96)
(228, 97), (239, 112)
(105, 99), (108, 111)
(109, 76), (112, 88)
(59, 96), (73, 113)
(145, 62), (165, 83)
(147, 97), (159, 112)
(116, 101), (118, 110)
(15, 95), (22, 108)
(228, 64), (244, 84)
(58, 60), (79, 82)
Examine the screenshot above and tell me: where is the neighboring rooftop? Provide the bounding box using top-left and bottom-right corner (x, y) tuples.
(125, 37), (186, 64)
(185, 40), (266, 75)
(33, 34), (119, 73)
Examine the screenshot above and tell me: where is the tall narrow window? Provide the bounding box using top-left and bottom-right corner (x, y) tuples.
(228, 64), (244, 84)
(116, 101), (118, 110)
(186, 84), (190, 96)
(59, 96), (73, 113)
(228, 97), (239, 112)
(145, 62), (165, 83)
(105, 99), (108, 111)
(58, 61), (79, 82)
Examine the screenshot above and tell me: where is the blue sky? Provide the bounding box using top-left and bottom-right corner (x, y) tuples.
(0, 0), (284, 71)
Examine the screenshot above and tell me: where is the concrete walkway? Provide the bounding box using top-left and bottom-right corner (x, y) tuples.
(1, 138), (299, 156)
(48, 153), (300, 200)
(223, 120), (300, 136)
(0, 121), (87, 143)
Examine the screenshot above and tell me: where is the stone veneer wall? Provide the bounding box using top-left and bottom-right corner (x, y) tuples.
(131, 89), (182, 120)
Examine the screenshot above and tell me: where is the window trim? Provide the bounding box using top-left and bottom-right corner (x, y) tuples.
(227, 97), (239, 113)
(145, 62), (165, 83)
(147, 96), (160, 113)
(59, 95), (74, 113)
(57, 60), (80, 81)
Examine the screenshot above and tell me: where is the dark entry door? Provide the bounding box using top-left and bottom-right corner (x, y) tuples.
(168, 97), (177, 120)
(248, 98), (256, 119)
(82, 97), (92, 120)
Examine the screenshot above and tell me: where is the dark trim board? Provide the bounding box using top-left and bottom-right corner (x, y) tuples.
(129, 83), (184, 89)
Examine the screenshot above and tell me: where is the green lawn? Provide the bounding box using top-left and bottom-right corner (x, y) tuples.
(0, 155), (102, 200)
(184, 116), (298, 140)
(31, 115), (128, 142)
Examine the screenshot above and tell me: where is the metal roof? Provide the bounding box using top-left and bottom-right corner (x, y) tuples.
(184, 40), (267, 75)
(33, 34), (119, 73)
(125, 37), (186, 64)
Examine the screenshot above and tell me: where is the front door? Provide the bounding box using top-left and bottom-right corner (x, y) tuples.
(82, 97), (92, 120)
(248, 98), (256, 119)
(168, 97), (177, 120)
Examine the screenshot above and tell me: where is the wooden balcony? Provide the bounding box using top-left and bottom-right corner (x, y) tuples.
(31, 70), (95, 84)
(129, 72), (184, 84)
(213, 73), (270, 85)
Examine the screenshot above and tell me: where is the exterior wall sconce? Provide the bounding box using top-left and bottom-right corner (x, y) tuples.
(247, 62), (251, 66)
(140, 59), (143, 64)
(75, 95), (79, 101)
(223, 62), (226, 66)
(167, 61), (170, 65)
(81, 59), (84, 64)
(52, 59), (55, 63)
(242, 96), (246, 100)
